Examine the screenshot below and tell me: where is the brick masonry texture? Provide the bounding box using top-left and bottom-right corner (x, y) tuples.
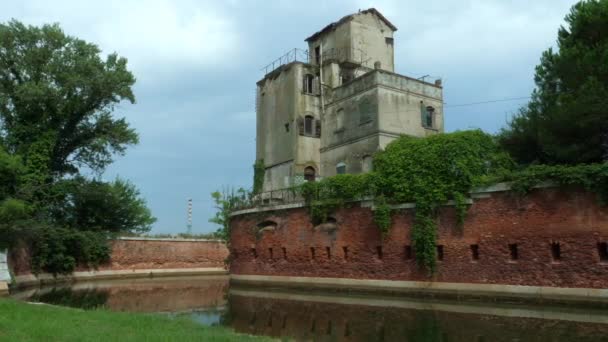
(9, 239), (229, 276)
(229, 188), (608, 288)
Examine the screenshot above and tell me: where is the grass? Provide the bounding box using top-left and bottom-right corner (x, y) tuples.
(0, 298), (272, 342)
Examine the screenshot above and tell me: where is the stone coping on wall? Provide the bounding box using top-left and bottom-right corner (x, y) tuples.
(115, 237), (225, 243)
(230, 274), (608, 307)
(13, 267), (228, 289)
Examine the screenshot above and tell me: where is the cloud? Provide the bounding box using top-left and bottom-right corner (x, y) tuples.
(1, 0), (241, 79)
(0, 0), (582, 233)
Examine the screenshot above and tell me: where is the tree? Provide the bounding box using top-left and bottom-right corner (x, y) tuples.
(0, 21), (154, 274)
(498, 0), (608, 165)
(0, 20), (138, 177)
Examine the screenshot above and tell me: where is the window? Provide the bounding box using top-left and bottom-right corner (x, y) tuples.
(343, 246), (349, 260)
(310, 247), (316, 260)
(437, 245), (444, 261)
(598, 242), (608, 261)
(376, 246), (383, 259)
(251, 248), (257, 259)
(421, 101), (435, 128)
(358, 97), (373, 124)
(362, 155), (373, 173)
(336, 162), (346, 175)
(336, 108), (344, 131)
(470, 244), (479, 261)
(303, 74), (315, 94)
(385, 37), (394, 45)
(551, 242), (561, 261)
(326, 247), (331, 259)
(404, 245), (412, 260)
(282, 247), (287, 259)
(268, 247), (274, 260)
(304, 115), (314, 135)
(314, 46), (321, 64)
(304, 166), (316, 182)
(509, 244), (519, 260)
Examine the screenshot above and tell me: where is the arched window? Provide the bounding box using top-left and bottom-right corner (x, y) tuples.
(304, 115), (314, 135)
(303, 74), (315, 94)
(336, 162), (346, 175)
(421, 101), (435, 128)
(304, 166), (316, 182)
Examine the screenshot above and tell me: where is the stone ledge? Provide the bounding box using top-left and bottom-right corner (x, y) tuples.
(230, 182), (525, 218)
(14, 267), (229, 288)
(0, 281), (7, 297)
(230, 274), (608, 307)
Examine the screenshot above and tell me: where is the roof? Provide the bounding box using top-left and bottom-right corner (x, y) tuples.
(305, 8), (398, 43)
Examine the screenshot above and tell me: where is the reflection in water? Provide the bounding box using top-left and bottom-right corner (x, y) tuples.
(14, 276), (229, 313)
(226, 288), (608, 342)
(11, 277), (608, 341)
(29, 287), (109, 310)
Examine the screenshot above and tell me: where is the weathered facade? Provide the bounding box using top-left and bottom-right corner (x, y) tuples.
(256, 9), (443, 191)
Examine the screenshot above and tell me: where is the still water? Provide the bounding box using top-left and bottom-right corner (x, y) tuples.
(10, 276), (608, 341)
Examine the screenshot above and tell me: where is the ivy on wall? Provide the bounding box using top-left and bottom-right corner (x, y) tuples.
(224, 132), (608, 275)
(299, 130), (513, 272)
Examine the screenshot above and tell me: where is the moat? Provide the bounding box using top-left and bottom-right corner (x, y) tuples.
(10, 276), (608, 341)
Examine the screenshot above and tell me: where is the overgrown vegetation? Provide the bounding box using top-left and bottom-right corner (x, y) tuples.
(212, 0), (608, 275)
(299, 130), (512, 272)
(209, 188), (250, 241)
(0, 21), (155, 274)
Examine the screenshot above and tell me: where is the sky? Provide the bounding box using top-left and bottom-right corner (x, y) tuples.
(1, 0), (579, 234)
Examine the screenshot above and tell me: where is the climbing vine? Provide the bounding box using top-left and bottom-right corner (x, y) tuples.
(373, 195), (391, 236)
(252, 159), (265, 195)
(298, 130), (513, 273)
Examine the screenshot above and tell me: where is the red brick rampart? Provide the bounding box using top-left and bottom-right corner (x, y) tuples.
(9, 238), (229, 276)
(229, 186), (608, 289)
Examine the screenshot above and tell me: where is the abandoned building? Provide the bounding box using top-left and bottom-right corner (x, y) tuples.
(256, 8), (443, 192)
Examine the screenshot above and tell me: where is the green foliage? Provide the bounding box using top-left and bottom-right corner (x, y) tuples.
(47, 177), (156, 234)
(0, 20), (138, 176)
(30, 227), (110, 275)
(486, 163), (608, 202)
(300, 174), (371, 225)
(0, 20), (154, 275)
(373, 130), (511, 272)
(373, 195), (391, 236)
(497, 0), (608, 164)
(209, 188), (250, 241)
(297, 130), (511, 272)
(252, 159), (265, 194)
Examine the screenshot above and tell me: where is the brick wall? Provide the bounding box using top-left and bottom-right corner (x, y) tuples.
(9, 238), (229, 276)
(229, 187), (608, 288)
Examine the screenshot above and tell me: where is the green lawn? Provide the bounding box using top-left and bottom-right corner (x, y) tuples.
(0, 298), (272, 342)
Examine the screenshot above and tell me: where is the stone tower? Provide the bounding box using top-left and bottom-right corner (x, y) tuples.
(256, 8), (443, 192)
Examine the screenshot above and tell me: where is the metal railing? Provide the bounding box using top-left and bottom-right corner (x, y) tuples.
(260, 48), (311, 75)
(232, 187), (305, 211)
(259, 47), (370, 76)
